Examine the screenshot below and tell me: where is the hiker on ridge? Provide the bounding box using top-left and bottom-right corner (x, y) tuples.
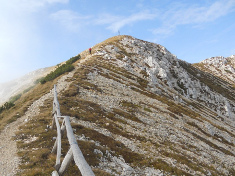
(89, 48), (92, 54)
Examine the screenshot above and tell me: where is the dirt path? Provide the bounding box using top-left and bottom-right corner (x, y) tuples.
(0, 118), (23, 176)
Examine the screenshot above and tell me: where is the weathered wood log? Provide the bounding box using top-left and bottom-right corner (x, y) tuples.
(54, 85), (61, 116)
(52, 171), (59, 176)
(51, 115), (56, 129)
(52, 120), (66, 154)
(64, 116), (95, 176)
(58, 147), (73, 176)
(54, 113), (61, 171)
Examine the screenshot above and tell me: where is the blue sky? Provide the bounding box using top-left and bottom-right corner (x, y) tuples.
(0, 0), (235, 83)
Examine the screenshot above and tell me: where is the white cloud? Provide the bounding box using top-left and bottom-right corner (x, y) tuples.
(95, 13), (121, 25)
(153, 0), (235, 36)
(46, 0), (69, 3)
(50, 10), (92, 32)
(109, 11), (157, 32)
(53, 10), (157, 33)
(95, 11), (157, 32)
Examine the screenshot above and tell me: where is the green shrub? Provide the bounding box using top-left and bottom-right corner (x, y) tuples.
(40, 64), (74, 84)
(40, 55), (80, 84)
(0, 102), (15, 114)
(23, 86), (35, 94)
(34, 78), (43, 84)
(66, 55), (81, 65)
(9, 93), (22, 103)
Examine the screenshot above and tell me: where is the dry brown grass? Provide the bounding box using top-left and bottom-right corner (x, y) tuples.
(183, 127), (235, 157)
(92, 35), (129, 50)
(0, 77), (59, 132)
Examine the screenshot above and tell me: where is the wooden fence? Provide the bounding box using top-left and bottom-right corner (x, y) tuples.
(51, 85), (95, 176)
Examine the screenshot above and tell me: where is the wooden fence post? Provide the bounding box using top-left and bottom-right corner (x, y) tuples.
(54, 113), (61, 171)
(52, 120), (66, 154)
(54, 85), (61, 116)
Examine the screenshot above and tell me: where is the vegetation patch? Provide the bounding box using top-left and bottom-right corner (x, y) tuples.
(214, 125), (235, 138)
(96, 61), (136, 81)
(120, 100), (140, 109)
(144, 107), (152, 112)
(160, 150), (207, 175)
(9, 93), (22, 104)
(66, 66), (103, 93)
(148, 159), (192, 176)
(187, 121), (210, 137)
(140, 70), (149, 78)
(137, 77), (149, 88)
(0, 86), (37, 117)
(177, 80), (187, 94)
(128, 85), (203, 121)
(40, 55), (80, 84)
(186, 121), (234, 147)
(168, 112), (179, 119)
(184, 128), (235, 157)
(72, 124), (144, 165)
(0, 102), (15, 114)
(113, 108), (142, 123)
(99, 72), (125, 84)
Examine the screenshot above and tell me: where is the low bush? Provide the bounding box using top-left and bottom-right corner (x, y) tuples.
(40, 64), (74, 84)
(0, 102), (15, 114)
(66, 55), (81, 65)
(9, 93), (22, 103)
(40, 55), (80, 84)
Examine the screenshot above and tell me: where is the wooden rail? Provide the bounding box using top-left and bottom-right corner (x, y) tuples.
(51, 85), (95, 176)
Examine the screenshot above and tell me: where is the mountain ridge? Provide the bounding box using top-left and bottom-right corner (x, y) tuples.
(0, 35), (235, 175)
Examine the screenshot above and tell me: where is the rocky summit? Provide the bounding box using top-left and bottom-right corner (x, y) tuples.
(1, 35), (235, 175)
(194, 55), (235, 85)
